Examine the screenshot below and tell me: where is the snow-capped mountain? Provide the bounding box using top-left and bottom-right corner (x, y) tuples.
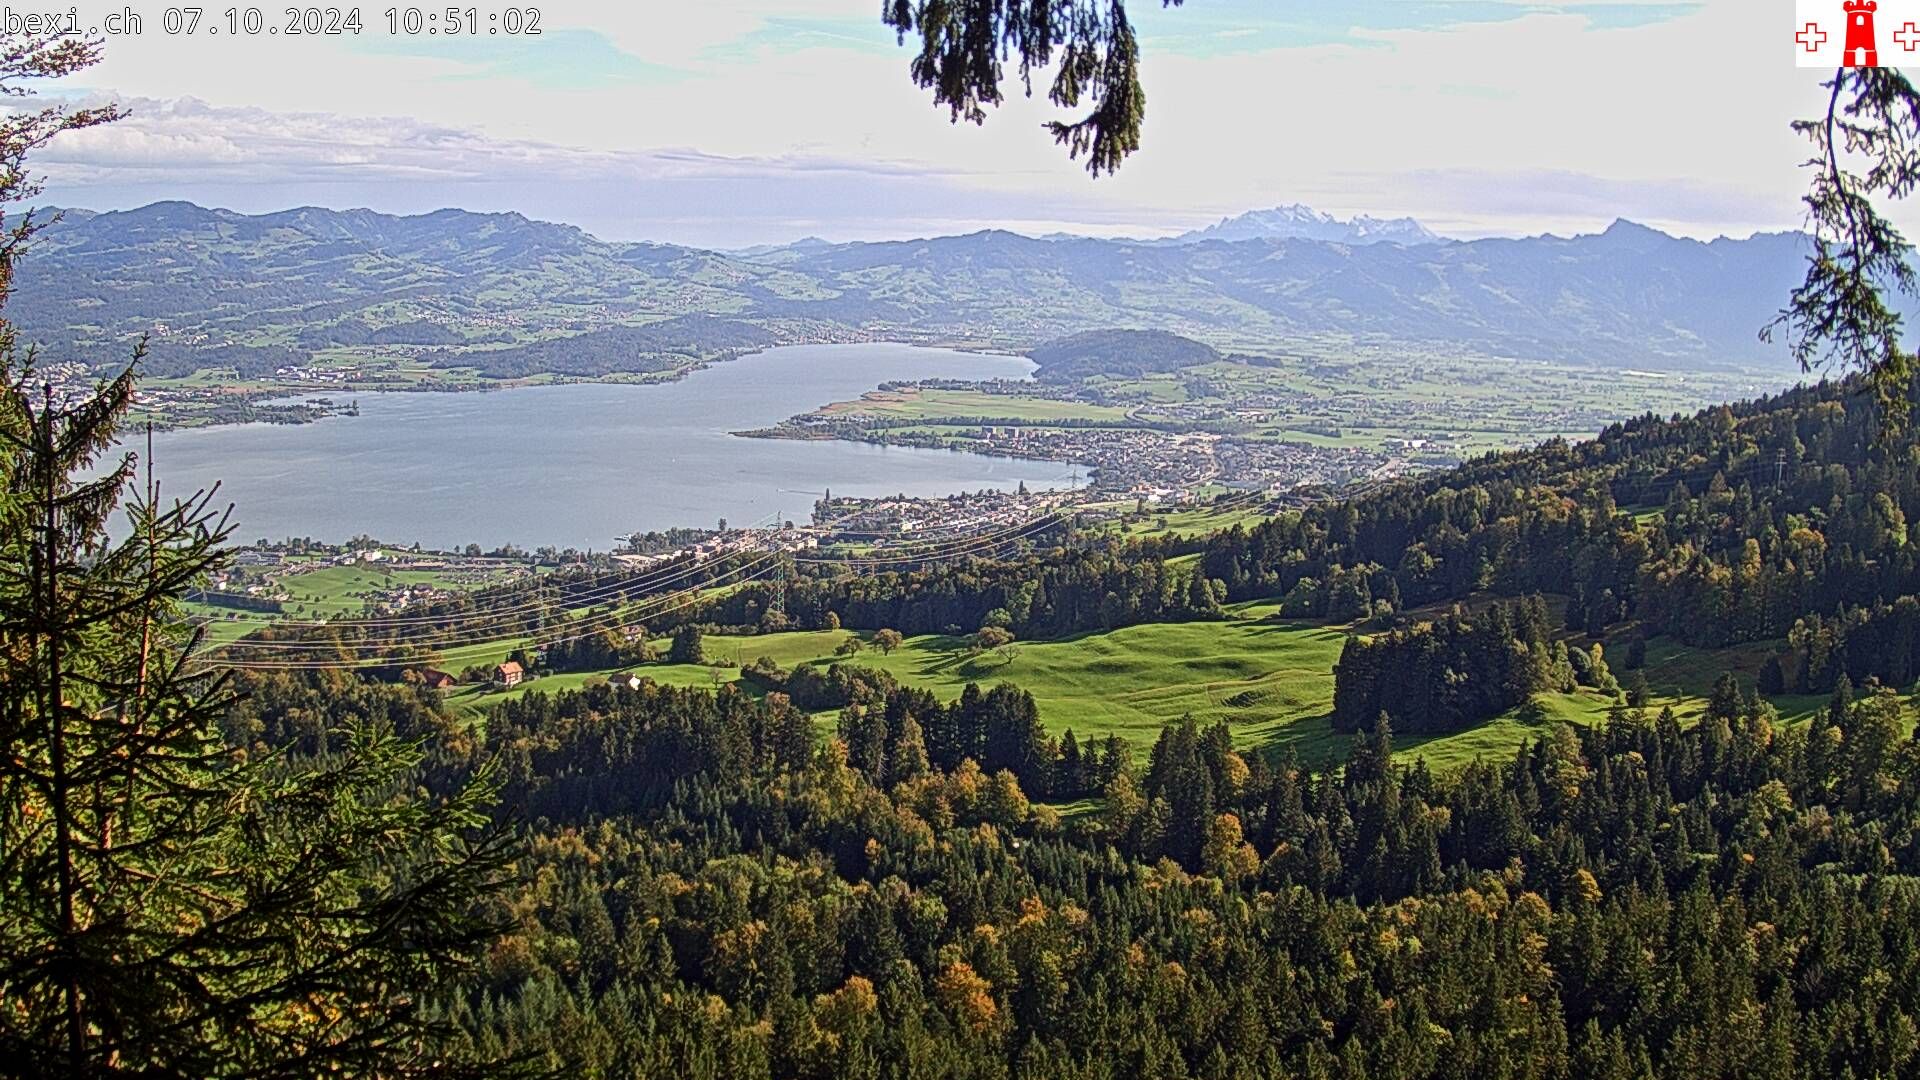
(1168, 204), (1443, 246)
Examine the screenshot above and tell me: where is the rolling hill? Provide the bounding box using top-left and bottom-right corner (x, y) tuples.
(10, 201), (1832, 378)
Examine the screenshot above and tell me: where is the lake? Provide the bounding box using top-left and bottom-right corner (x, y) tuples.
(137, 343), (1066, 550)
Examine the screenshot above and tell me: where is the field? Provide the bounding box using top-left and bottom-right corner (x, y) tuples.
(190, 611), (268, 650)
(185, 554), (532, 652)
(817, 388), (1130, 425)
(447, 596), (1909, 773)
(791, 349), (1790, 459)
(448, 602), (1348, 752)
(1097, 500), (1283, 539)
(272, 565), (491, 615)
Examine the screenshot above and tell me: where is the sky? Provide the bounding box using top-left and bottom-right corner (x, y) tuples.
(8, 0), (1869, 248)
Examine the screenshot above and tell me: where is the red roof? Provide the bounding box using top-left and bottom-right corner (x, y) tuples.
(496, 661), (523, 677)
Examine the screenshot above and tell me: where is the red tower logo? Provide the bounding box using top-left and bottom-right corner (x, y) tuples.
(1844, 0), (1879, 67)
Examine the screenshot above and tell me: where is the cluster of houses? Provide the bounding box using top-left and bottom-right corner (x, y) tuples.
(613, 525), (818, 572)
(1213, 439), (1391, 489)
(231, 549), (286, 568)
(413, 661), (524, 690)
(148, 321), (210, 344)
(408, 662), (524, 691)
(205, 544), (538, 616)
(272, 365), (348, 383)
(412, 660), (647, 695)
(812, 486), (1081, 543)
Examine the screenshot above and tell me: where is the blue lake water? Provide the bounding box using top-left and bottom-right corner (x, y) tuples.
(139, 343), (1065, 550)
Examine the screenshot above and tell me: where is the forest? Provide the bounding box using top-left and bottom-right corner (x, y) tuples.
(422, 316), (776, 379)
(207, 647), (1920, 1079)
(17, 322), (1920, 1077)
(1027, 329), (1224, 382)
(80, 371), (1909, 1076)
(1330, 596), (1619, 735)
(11, 12), (1920, 1076)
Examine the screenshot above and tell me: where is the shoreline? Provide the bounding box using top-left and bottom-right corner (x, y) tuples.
(125, 342), (1068, 550)
(132, 335), (1028, 433)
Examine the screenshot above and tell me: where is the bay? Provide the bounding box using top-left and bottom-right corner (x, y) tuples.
(136, 343), (1067, 550)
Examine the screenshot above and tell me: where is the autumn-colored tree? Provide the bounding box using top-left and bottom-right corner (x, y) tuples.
(1200, 812), (1259, 883)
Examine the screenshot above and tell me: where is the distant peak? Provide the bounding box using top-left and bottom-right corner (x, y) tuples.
(1603, 218), (1660, 235)
(1589, 219), (1683, 250)
(1170, 203), (1441, 246)
(424, 206), (529, 223)
(122, 200), (225, 218)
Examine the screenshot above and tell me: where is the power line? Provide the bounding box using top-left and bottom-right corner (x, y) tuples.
(193, 471), (1321, 669)
(198, 512), (787, 633)
(198, 502), (1113, 666)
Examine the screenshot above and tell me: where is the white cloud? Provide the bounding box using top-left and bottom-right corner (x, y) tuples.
(20, 0), (1875, 246)
(1089, 1), (1828, 237)
(33, 94), (924, 183)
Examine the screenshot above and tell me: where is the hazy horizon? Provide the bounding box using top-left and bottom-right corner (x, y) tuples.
(7, 0), (1874, 249)
(19, 195), (1809, 252)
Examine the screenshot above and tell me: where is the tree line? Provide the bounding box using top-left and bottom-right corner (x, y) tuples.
(254, 646), (1913, 1079)
(1332, 596), (1617, 735)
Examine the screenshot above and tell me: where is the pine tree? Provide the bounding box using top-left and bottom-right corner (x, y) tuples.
(881, 0), (1171, 176)
(1185, 567), (1220, 616)
(0, 35), (516, 1073)
(1057, 728), (1083, 797)
(1808, 673), (1853, 793)
(1625, 636), (1648, 670)
(1758, 654), (1786, 695)
(890, 713), (931, 782)
(670, 623), (706, 665)
(1625, 668), (1651, 709)
(0, 366), (517, 1074)
(1707, 671), (1743, 721)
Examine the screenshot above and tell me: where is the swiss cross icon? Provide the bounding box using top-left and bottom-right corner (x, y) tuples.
(1796, 0), (1905, 66)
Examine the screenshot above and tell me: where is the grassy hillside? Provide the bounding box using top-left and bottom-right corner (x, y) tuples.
(446, 597), (1912, 773)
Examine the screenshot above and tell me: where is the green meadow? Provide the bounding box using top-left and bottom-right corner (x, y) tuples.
(450, 603), (1350, 756)
(818, 387), (1130, 425)
(185, 557), (527, 655)
(443, 594), (1910, 773)
(1100, 500), (1283, 540)
(790, 350), (1787, 461)
(196, 541), (1910, 774)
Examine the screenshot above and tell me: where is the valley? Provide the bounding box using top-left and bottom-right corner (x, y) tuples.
(15, 9), (1920, 1076)
(20, 203), (1822, 439)
(751, 335), (1785, 491)
(99, 201), (1869, 798)
(196, 366), (1920, 792)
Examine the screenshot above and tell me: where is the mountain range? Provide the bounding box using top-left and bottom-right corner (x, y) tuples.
(1161, 204), (1443, 246)
(9, 201), (1825, 378)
